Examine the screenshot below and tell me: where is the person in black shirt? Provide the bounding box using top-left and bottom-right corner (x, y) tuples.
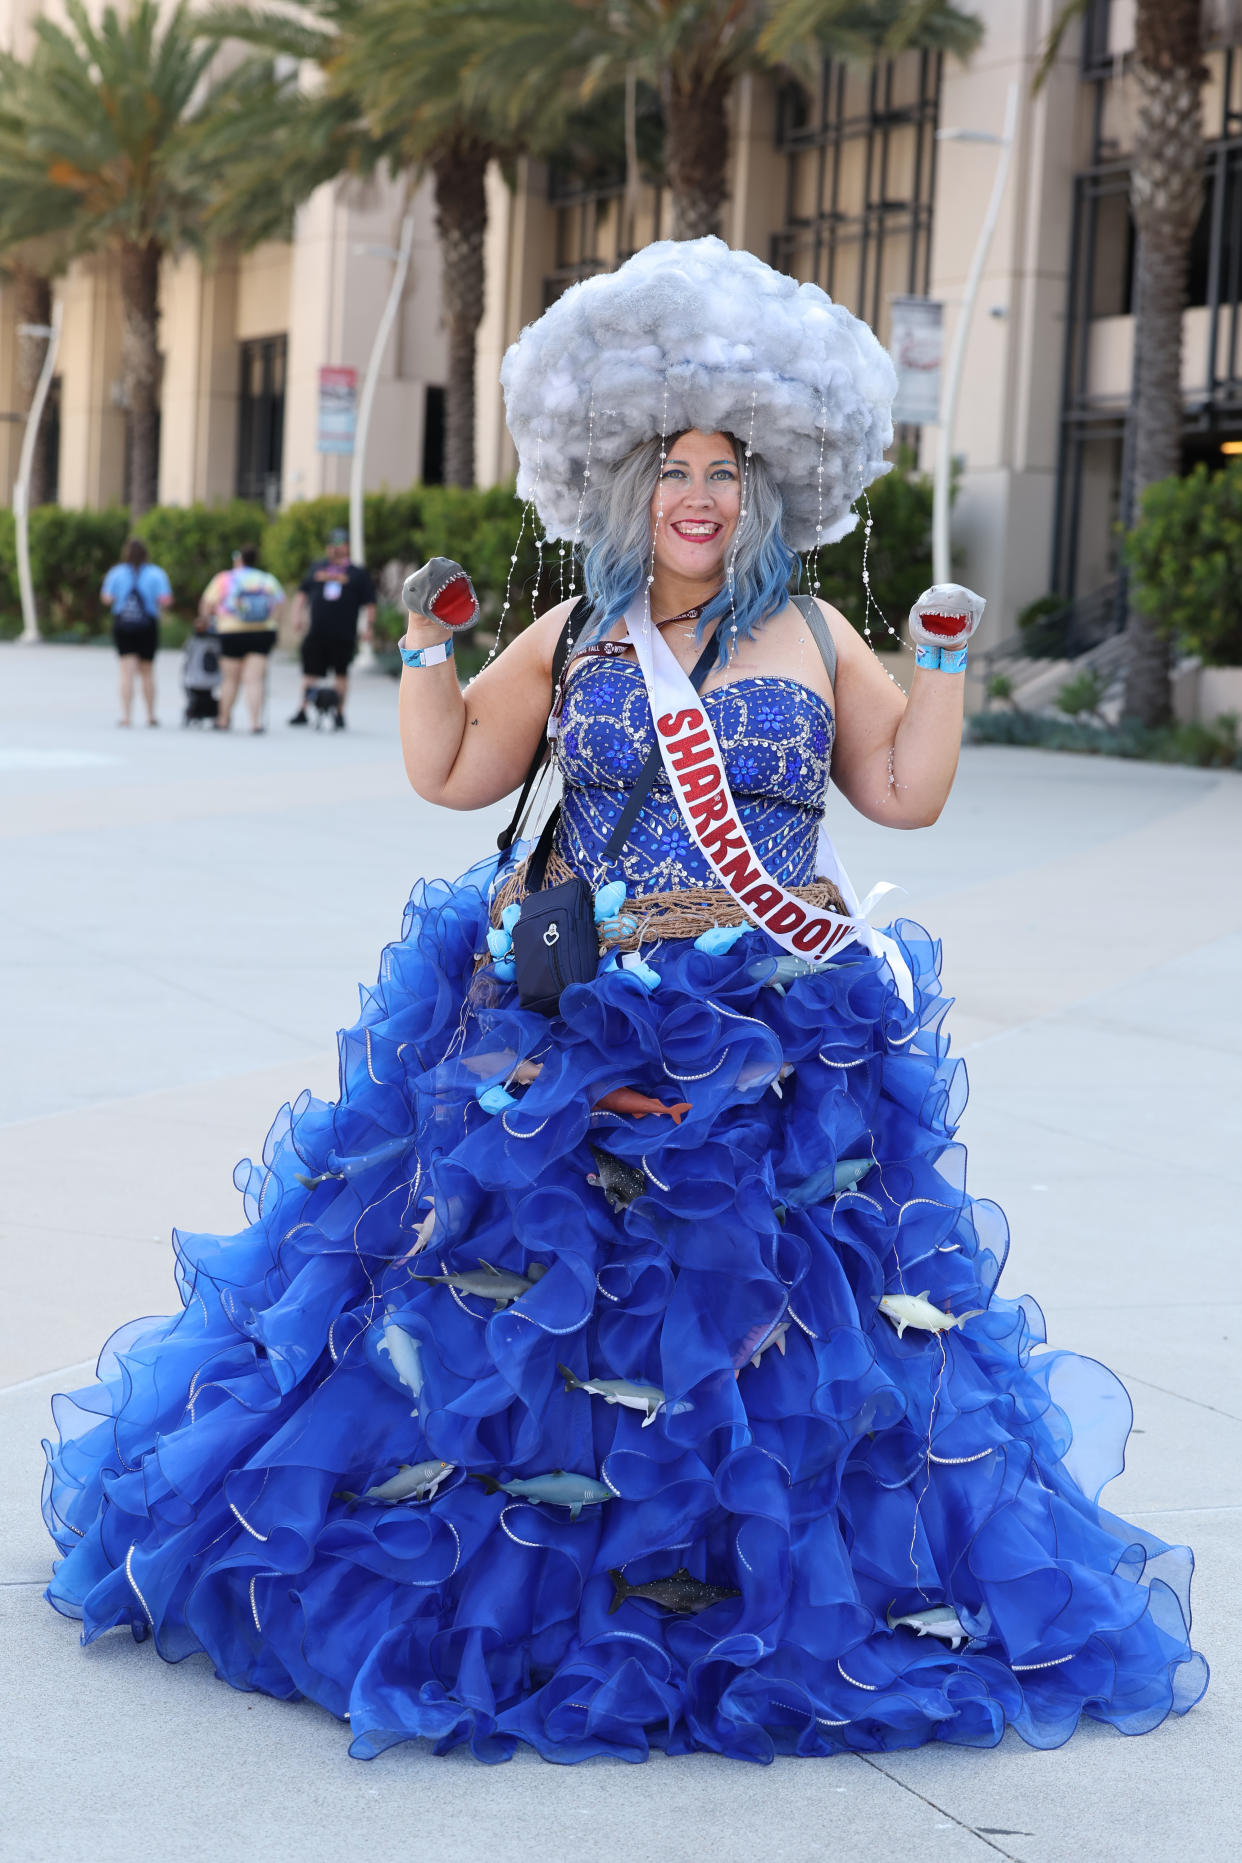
(289, 528), (376, 728)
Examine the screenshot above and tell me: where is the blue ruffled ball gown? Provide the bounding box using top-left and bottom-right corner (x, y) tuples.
(43, 660), (1207, 1762)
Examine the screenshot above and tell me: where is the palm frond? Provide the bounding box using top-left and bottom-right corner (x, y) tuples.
(1033, 0), (1089, 93)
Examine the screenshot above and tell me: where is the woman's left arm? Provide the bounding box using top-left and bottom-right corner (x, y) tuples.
(820, 601), (964, 830)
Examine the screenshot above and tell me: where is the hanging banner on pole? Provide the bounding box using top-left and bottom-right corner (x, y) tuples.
(317, 366), (357, 454)
(889, 298), (943, 426)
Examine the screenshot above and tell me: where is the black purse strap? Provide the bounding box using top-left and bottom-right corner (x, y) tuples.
(525, 624), (720, 894)
(496, 595), (592, 858)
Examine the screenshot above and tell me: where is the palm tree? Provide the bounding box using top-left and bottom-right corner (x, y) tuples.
(206, 1), (523, 491)
(2, 240), (61, 506)
(423, 0), (984, 241)
(0, 1), (297, 517)
(1040, 0), (1207, 727)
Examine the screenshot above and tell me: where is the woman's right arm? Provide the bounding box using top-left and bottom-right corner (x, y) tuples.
(398, 597), (576, 812)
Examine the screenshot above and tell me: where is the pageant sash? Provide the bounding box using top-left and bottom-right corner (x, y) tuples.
(624, 597), (867, 963)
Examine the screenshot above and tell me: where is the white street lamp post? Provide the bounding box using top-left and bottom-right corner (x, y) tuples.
(932, 82), (1018, 587)
(349, 205), (416, 673)
(14, 298), (63, 644)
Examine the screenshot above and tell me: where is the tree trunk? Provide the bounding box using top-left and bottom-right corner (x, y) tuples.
(12, 261), (55, 507)
(118, 238), (162, 519)
(433, 139), (490, 490)
(1123, 0), (1206, 726)
(663, 68), (731, 240)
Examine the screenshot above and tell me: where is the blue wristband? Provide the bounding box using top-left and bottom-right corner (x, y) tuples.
(915, 642), (969, 673)
(400, 636), (454, 669)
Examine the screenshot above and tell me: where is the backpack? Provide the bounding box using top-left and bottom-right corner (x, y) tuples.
(115, 569), (150, 627)
(231, 570), (274, 625)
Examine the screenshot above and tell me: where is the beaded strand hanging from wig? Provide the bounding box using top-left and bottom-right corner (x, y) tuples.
(724, 383), (760, 658)
(482, 442), (547, 672)
(644, 376), (672, 616)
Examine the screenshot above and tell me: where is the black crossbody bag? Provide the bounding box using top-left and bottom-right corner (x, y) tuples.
(495, 601), (719, 1017)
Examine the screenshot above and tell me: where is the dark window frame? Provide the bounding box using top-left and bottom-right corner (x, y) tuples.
(236, 333), (286, 510)
(769, 49), (942, 338)
(1052, 25), (1242, 598)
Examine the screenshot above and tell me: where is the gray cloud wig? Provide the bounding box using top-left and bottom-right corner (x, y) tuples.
(501, 237), (897, 552)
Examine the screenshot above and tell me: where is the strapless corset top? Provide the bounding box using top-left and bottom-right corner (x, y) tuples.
(553, 657), (834, 893)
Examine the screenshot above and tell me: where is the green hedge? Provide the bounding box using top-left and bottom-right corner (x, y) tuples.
(135, 499), (268, 614)
(1123, 458), (1242, 666)
(0, 504), (129, 639)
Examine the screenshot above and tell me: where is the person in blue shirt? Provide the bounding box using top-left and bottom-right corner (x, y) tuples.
(100, 538), (174, 726)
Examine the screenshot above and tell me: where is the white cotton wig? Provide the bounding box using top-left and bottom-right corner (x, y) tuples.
(500, 237), (897, 552)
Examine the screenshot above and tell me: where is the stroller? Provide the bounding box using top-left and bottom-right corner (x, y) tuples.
(182, 627), (221, 725)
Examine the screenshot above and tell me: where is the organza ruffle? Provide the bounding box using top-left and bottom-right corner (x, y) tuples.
(43, 852), (1207, 1763)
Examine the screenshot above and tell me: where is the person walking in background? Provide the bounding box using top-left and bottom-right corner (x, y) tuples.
(289, 527), (375, 730)
(100, 538), (173, 727)
(198, 545), (285, 734)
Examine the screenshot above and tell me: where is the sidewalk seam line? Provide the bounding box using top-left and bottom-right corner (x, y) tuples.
(856, 1754), (1021, 1859)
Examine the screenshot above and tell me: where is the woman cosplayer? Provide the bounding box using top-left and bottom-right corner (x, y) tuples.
(44, 242), (1205, 1763)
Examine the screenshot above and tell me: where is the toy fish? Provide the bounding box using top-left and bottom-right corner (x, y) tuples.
(878, 1291), (984, 1338)
(737, 1318), (790, 1371)
(694, 924), (747, 955)
(508, 1058), (543, 1086)
(886, 1601), (973, 1650)
(339, 1459), (455, 1505)
(784, 1156), (873, 1208)
(470, 1469), (613, 1520)
(330, 1133), (412, 1180)
(592, 1087), (692, 1123)
(608, 1566), (741, 1616)
(377, 1317), (426, 1411)
(297, 1131), (414, 1190)
(587, 1145), (648, 1211)
(749, 954), (821, 995)
(412, 1260), (548, 1309)
(558, 1363), (666, 1426)
(593, 880), (628, 924)
(405, 1202), (438, 1257)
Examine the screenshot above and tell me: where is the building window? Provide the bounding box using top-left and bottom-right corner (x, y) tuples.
(543, 94), (666, 304)
(236, 335), (286, 509)
(422, 384), (445, 484)
(1053, 30), (1242, 597)
(771, 50), (941, 342)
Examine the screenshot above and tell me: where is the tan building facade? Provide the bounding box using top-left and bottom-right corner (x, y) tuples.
(3, 0), (1241, 648)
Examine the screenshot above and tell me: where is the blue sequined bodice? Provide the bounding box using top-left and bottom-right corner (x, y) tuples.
(553, 657), (834, 893)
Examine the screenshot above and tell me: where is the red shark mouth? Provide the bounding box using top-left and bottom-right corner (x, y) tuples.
(431, 574), (478, 629)
(918, 611), (971, 639)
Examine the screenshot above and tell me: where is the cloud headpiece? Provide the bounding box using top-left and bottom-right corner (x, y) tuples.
(501, 237), (897, 552)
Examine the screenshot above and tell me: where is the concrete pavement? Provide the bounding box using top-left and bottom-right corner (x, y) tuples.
(1, 641), (1238, 1863)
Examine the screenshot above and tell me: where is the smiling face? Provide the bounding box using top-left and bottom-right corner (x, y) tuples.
(649, 429), (741, 587)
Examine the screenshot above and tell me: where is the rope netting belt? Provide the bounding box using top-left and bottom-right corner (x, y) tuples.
(489, 848), (848, 955)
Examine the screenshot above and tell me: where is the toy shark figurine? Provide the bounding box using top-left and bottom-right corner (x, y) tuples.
(470, 1469), (614, 1520)
(411, 1260), (548, 1310)
(339, 1459), (456, 1505)
(558, 1363), (667, 1426)
(878, 1291), (984, 1338)
(587, 1146), (648, 1211)
(377, 1315), (426, 1412)
(885, 1601), (974, 1650)
(609, 1566), (741, 1615)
